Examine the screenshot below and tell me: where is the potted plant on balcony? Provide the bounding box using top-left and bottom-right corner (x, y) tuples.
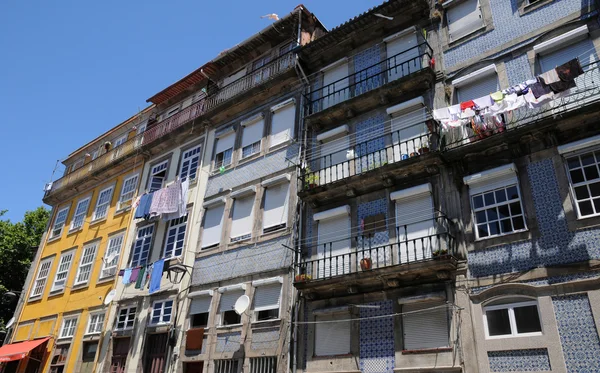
(360, 257), (373, 271)
(418, 138), (430, 154)
(295, 273), (312, 282)
(432, 248), (448, 257)
(305, 171), (319, 189)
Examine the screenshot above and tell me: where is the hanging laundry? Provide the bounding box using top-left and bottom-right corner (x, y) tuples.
(149, 189), (164, 219)
(162, 179), (189, 221)
(135, 266), (146, 289)
(503, 93), (527, 112)
(448, 104), (461, 120)
(149, 259), (164, 294)
(130, 267), (140, 282)
(144, 264), (154, 289)
(473, 95), (493, 109)
(524, 89), (554, 108)
(539, 69), (560, 85)
(460, 100), (475, 111)
(490, 91), (504, 102)
(433, 107), (450, 120)
(556, 58), (584, 82)
(134, 194), (153, 220)
(529, 78), (553, 99)
(118, 269), (125, 276)
(122, 268), (132, 284)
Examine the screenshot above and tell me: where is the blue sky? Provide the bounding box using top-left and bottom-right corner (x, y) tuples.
(0, 0), (381, 222)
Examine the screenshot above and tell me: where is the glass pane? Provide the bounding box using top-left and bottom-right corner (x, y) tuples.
(593, 198), (600, 214)
(579, 200), (594, 216)
(487, 208), (498, 221)
(570, 168), (585, 184)
(581, 154), (595, 166)
(506, 186), (519, 200)
(567, 157), (580, 169)
(473, 195), (484, 209)
(589, 182), (600, 197)
(509, 202), (522, 216)
(575, 186), (590, 199)
(484, 192), (495, 206)
(584, 166), (599, 181)
(514, 305), (542, 334)
(486, 309), (511, 336)
(495, 189), (507, 203)
(489, 221), (499, 236)
(478, 224), (489, 238)
(475, 211), (487, 223)
(512, 216), (525, 230)
(500, 219), (512, 233)
(498, 205), (510, 219)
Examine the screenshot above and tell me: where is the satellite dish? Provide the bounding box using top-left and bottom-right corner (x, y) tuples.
(234, 295), (250, 315)
(5, 317), (15, 329)
(104, 289), (116, 306)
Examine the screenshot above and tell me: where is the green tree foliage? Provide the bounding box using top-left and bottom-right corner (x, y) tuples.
(0, 208), (50, 330)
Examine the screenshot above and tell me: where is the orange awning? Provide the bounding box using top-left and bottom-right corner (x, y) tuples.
(0, 337), (50, 362)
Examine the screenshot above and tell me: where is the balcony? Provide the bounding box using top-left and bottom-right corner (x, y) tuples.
(294, 216), (457, 292)
(304, 41), (434, 124)
(44, 52), (296, 204)
(443, 62), (600, 152)
(299, 120), (440, 196)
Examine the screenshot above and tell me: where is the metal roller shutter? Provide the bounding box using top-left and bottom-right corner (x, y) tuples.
(402, 301), (449, 350)
(396, 193), (435, 263)
(317, 214), (351, 278)
(263, 183), (289, 230)
(391, 107), (428, 158)
(270, 104), (296, 147)
(447, 0), (483, 42)
(242, 119), (264, 148)
(216, 132), (235, 154)
(456, 73), (499, 102)
(219, 291), (245, 313)
(230, 195), (255, 240)
(319, 135), (350, 184)
(322, 62), (350, 109)
(190, 296), (212, 315)
(539, 38), (597, 72)
(315, 313), (351, 356)
(386, 31), (420, 81)
(253, 284), (282, 311)
(202, 204), (225, 248)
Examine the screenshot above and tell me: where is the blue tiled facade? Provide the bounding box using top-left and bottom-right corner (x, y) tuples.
(471, 270), (600, 295)
(251, 328), (280, 350)
(487, 349), (551, 372)
(215, 332), (242, 352)
(504, 53), (532, 86)
(468, 158), (600, 277)
(355, 114), (386, 172)
(444, 0), (593, 69)
(552, 294), (600, 372)
(354, 45), (382, 96)
(359, 300), (395, 373)
(357, 198), (389, 248)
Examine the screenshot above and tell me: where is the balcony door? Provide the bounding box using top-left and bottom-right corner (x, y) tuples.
(316, 209), (351, 279)
(144, 333), (168, 373)
(386, 28), (420, 82)
(390, 103), (428, 161)
(319, 132), (350, 185)
(393, 187), (435, 264)
(322, 60), (349, 110)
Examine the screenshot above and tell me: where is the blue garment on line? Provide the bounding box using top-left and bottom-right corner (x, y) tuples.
(122, 268), (132, 284)
(134, 193), (154, 220)
(149, 259), (164, 294)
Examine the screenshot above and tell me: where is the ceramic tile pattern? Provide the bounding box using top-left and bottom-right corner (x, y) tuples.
(353, 45), (383, 96)
(355, 114), (387, 173)
(357, 198), (391, 266)
(468, 158), (600, 277)
(359, 300), (395, 373)
(471, 270), (600, 295)
(215, 332), (242, 353)
(487, 349), (551, 372)
(251, 328), (280, 350)
(444, 0), (593, 69)
(504, 53), (533, 86)
(552, 294), (600, 372)
(192, 235), (293, 285)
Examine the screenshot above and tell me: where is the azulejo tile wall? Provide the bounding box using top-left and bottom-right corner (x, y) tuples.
(353, 45), (382, 96)
(357, 198), (390, 267)
(215, 332), (242, 352)
(552, 294), (600, 372)
(355, 114), (387, 173)
(359, 300), (395, 373)
(487, 349), (551, 372)
(468, 158), (600, 277)
(251, 328), (280, 350)
(471, 270), (600, 295)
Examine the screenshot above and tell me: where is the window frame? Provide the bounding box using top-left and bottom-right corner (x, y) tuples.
(50, 206), (70, 239)
(162, 215), (188, 259)
(99, 232), (125, 279)
(117, 173), (139, 211)
(483, 299), (543, 339)
(147, 159), (169, 192)
(73, 242), (98, 286)
(92, 186), (114, 222)
(59, 316), (79, 339)
(314, 311), (351, 356)
(85, 311), (105, 335)
(471, 184), (527, 240)
(51, 249), (75, 293)
(252, 281), (282, 323)
(149, 299), (174, 326)
(70, 197), (91, 232)
(179, 144), (203, 182)
(130, 224), (154, 267)
(30, 257), (53, 299)
(444, 0), (486, 44)
(115, 306), (137, 331)
(564, 148), (600, 219)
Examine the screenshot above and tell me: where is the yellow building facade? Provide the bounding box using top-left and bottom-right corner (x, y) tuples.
(3, 108), (152, 373)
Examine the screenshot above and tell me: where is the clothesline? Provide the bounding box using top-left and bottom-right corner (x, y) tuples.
(134, 178), (190, 221)
(119, 258), (169, 294)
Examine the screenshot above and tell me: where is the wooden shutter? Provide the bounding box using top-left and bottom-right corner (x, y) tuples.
(447, 0), (483, 42)
(270, 103), (295, 147)
(315, 313), (351, 356)
(263, 182), (289, 230)
(254, 284), (282, 311)
(402, 301), (449, 350)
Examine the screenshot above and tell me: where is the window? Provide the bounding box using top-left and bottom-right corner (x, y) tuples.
(322, 59), (350, 109)
(389, 99), (428, 160)
(86, 312), (105, 335)
(453, 65), (499, 102)
(219, 289), (244, 326)
(70, 197), (91, 231)
(201, 200), (226, 249)
(190, 295), (212, 328)
(215, 359), (241, 373)
(279, 42), (294, 56)
(565, 150), (600, 218)
(51, 207), (70, 239)
(148, 160), (168, 192)
(241, 116), (264, 159)
(50, 344), (70, 373)
(402, 301), (449, 350)
(252, 54), (272, 83)
(116, 307), (136, 330)
(483, 298), (542, 338)
(179, 145), (202, 182)
(263, 180), (290, 233)
(230, 193), (255, 242)
(214, 132), (234, 170)
(59, 316), (78, 339)
(91, 149), (99, 160)
(114, 135), (127, 148)
(131, 225), (154, 267)
(74, 243), (98, 286)
(118, 174), (139, 210)
(150, 300), (174, 325)
(92, 186), (114, 221)
(446, 0), (484, 42)
(250, 357), (277, 373)
(81, 342), (98, 371)
(51, 250), (74, 292)
(315, 312), (350, 356)
(163, 215), (187, 259)
(71, 158), (84, 172)
(100, 233), (124, 278)
(253, 280), (282, 321)
(464, 164), (526, 239)
(319, 125), (350, 184)
(315, 207), (352, 279)
(30, 257), (53, 298)
(270, 100), (295, 148)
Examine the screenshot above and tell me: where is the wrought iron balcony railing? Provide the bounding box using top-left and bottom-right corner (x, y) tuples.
(295, 215), (456, 283)
(300, 120), (437, 191)
(443, 62), (600, 149)
(304, 41), (433, 116)
(45, 52), (296, 199)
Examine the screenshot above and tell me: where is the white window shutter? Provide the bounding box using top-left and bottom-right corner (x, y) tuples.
(395, 193), (435, 263)
(254, 284), (282, 311)
(315, 313), (351, 356)
(402, 301), (449, 350)
(230, 195), (254, 239)
(242, 119), (264, 148)
(219, 291), (245, 312)
(447, 0), (484, 42)
(263, 183), (289, 230)
(386, 31), (420, 80)
(190, 297), (212, 315)
(270, 104), (296, 147)
(456, 74), (499, 102)
(539, 38), (597, 72)
(202, 204), (225, 248)
(317, 214), (351, 278)
(322, 62), (350, 109)
(216, 133), (235, 154)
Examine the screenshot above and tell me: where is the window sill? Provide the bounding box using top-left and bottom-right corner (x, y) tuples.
(199, 244), (220, 254)
(97, 276), (115, 285)
(230, 236), (252, 245)
(261, 226), (289, 238)
(313, 353), (353, 359)
(251, 319), (281, 327)
(211, 165), (233, 176)
(89, 217), (108, 227)
(48, 289), (66, 298)
(56, 336), (74, 342)
(67, 227), (84, 236)
(47, 235), (62, 243)
(216, 324), (243, 330)
(472, 229), (530, 250)
(114, 206), (132, 217)
(519, 0), (555, 15)
(402, 347), (452, 354)
(28, 296), (42, 303)
(71, 283), (89, 291)
(485, 332), (543, 340)
(269, 139), (293, 153)
(238, 152), (262, 166)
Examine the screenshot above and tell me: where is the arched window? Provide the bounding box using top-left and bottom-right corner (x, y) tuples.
(483, 296), (542, 339)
